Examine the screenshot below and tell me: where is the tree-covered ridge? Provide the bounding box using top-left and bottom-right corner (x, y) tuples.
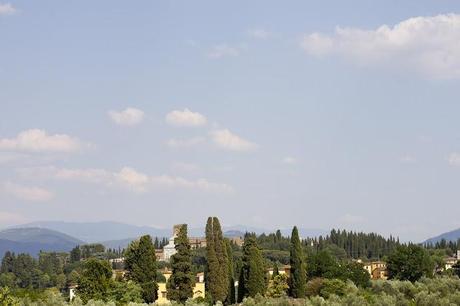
(305, 229), (401, 260)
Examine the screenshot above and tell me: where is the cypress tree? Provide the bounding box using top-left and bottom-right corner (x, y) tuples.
(205, 217), (229, 303)
(225, 239), (236, 305)
(205, 217), (218, 301)
(167, 224), (195, 304)
(124, 235), (158, 303)
(289, 226), (306, 298)
(239, 235), (266, 300)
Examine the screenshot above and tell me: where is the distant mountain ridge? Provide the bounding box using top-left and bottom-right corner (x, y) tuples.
(0, 228), (84, 257)
(9, 221), (172, 243)
(424, 227), (460, 244)
(8, 221), (327, 244)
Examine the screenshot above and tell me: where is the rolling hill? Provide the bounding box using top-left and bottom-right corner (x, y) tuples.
(424, 228), (460, 244)
(8, 221), (328, 245)
(0, 228), (84, 257)
(10, 221), (172, 243)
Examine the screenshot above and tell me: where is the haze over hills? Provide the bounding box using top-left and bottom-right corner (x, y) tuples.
(9, 221), (172, 243)
(7, 221), (328, 244)
(424, 228), (460, 244)
(0, 228), (84, 257)
(3, 220), (451, 258)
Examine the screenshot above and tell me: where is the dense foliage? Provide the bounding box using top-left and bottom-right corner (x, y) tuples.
(305, 229), (400, 260)
(2, 276), (460, 305)
(288, 226), (306, 298)
(387, 244), (434, 282)
(167, 224), (195, 303)
(238, 234), (267, 301)
(124, 235), (158, 303)
(205, 216), (229, 302)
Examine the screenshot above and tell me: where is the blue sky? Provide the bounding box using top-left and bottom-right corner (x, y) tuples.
(1, 0), (460, 241)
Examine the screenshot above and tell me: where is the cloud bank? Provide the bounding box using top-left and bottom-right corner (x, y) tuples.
(301, 14), (460, 78)
(18, 166), (233, 194)
(0, 129), (83, 153)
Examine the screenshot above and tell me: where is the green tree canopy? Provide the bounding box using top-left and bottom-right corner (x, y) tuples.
(124, 235), (159, 303)
(76, 258), (113, 303)
(225, 238), (236, 305)
(205, 216), (229, 303)
(167, 224), (195, 304)
(289, 226), (306, 298)
(387, 244), (434, 282)
(238, 234), (266, 301)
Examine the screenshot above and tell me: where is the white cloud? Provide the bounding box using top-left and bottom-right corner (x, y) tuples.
(18, 166), (233, 194)
(1, 182), (54, 202)
(208, 44), (240, 59)
(114, 167), (149, 192)
(210, 129), (258, 152)
(165, 109), (207, 127)
(282, 157), (298, 165)
(166, 137), (206, 148)
(0, 129), (83, 153)
(108, 107), (144, 126)
(0, 3), (16, 15)
(448, 152), (460, 167)
(301, 14), (460, 78)
(247, 28), (271, 39)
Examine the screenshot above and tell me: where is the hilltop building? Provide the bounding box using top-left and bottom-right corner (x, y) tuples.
(156, 224), (243, 262)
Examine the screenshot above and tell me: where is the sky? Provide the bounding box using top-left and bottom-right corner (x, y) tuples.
(1, 0), (460, 242)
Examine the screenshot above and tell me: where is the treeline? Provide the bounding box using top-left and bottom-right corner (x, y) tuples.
(424, 238), (460, 255)
(304, 229), (400, 260)
(0, 251), (69, 290)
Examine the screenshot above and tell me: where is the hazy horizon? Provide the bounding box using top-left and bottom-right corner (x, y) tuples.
(1, 1), (460, 242)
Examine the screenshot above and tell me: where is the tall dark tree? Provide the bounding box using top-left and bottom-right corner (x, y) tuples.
(289, 226), (306, 298)
(70, 246), (81, 263)
(225, 239), (236, 305)
(238, 235), (266, 301)
(1, 251), (15, 273)
(124, 235), (158, 303)
(205, 217), (229, 303)
(167, 224), (195, 304)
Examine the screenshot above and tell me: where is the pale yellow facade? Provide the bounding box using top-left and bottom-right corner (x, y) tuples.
(363, 261), (388, 280)
(156, 269), (205, 304)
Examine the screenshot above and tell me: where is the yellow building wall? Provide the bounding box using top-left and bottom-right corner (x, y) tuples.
(156, 282), (205, 304)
